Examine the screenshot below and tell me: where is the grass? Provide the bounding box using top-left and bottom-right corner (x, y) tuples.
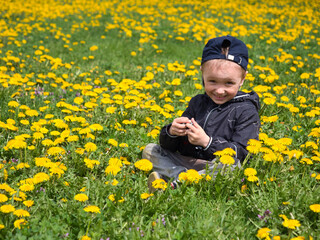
(0, 0), (320, 239)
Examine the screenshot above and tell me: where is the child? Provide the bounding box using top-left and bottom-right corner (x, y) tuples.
(142, 35), (260, 192)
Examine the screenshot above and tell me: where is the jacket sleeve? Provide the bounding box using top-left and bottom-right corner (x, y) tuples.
(159, 96), (196, 152)
(202, 106), (260, 161)
(159, 123), (181, 152)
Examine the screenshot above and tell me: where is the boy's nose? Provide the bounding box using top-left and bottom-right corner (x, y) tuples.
(215, 87), (225, 95)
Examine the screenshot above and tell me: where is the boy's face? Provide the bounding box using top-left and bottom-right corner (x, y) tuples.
(201, 60), (246, 105)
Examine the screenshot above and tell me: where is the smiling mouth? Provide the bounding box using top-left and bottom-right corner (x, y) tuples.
(214, 95), (226, 99)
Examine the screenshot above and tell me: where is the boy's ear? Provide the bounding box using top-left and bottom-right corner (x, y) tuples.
(240, 71), (248, 87)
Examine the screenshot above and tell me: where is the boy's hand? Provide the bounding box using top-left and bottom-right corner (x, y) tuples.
(169, 117), (191, 136)
(186, 118), (210, 148)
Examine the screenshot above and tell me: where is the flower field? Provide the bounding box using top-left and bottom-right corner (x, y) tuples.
(0, 0), (319, 239)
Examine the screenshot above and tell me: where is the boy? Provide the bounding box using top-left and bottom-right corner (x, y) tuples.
(142, 35), (260, 192)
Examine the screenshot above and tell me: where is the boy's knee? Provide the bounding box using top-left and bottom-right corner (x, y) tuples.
(142, 143), (158, 159)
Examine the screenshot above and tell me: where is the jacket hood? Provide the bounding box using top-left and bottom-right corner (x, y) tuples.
(230, 91), (260, 111)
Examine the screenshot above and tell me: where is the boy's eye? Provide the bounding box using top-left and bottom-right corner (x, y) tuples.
(226, 81), (235, 85)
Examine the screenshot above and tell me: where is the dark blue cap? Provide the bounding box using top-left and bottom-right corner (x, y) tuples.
(201, 35), (249, 71)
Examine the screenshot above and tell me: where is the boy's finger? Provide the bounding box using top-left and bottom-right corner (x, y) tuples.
(190, 118), (200, 128)
(186, 123), (197, 133)
(176, 117), (190, 124)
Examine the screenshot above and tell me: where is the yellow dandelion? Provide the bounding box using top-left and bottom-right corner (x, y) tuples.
(14, 219), (27, 229)
(221, 148), (236, 156)
(247, 175), (259, 182)
(108, 139), (118, 147)
(282, 218), (301, 230)
(305, 141), (318, 150)
(34, 157), (51, 167)
(151, 179), (167, 190)
(121, 157), (131, 165)
(289, 106), (299, 113)
(25, 109), (39, 117)
(35, 49), (43, 55)
(0, 193), (8, 203)
(84, 158), (100, 169)
(256, 227), (271, 239)
(74, 193), (89, 202)
(0, 183), (15, 192)
(28, 145), (35, 150)
(300, 158), (313, 165)
(33, 172), (50, 184)
(49, 162), (67, 177)
(247, 140), (262, 154)
(83, 205), (100, 213)
(8, 101), (20, 108)
(23, 200), (34, 208)
(300, 73), (310, 79)
(20, 119), (30, 125)
(174, 90), (183, 96)
(141, 193), (154, 200)
(0, 204), (15, 213)
(134, 159), (153, 172)
(219, 155), (235, 165)
(67, 135), (79, 142)
(33, 132), (45, 140)
(81, 236), (91, 240)
(47, 146), (66, 155)
(89, 124), (103, 131)
(84, 142), (97, 152)
(261, 115), (278, 123)
(73, 97), (84, 105)
(263, 152), (277, 162)
(89, 45), (98, 51)
(205, 175), (212, 181)
(310, 204), (320, 213)
(263, 97), (276, 105)
(110, 179), (119, 186)
(19, 183), (35, 192)
(108, 158), (123, 167)
(105, 165), (121, 176)
(194, 83), (203, 90)
(241, 184), (248, 193)
(171, 78), (181, 86)
(244, 168), (257, 176)
(13, 209), (30, 217)
(108, 194), (116, 202)
(5, 139), (27, 149)
(147, 129), (160, 139)
(106, 106), (117, 114)
(178, 169), (203, 184)
(41, 139), (54, 146)
(16, 163), (30, 170)
(50, 131), (60, 136)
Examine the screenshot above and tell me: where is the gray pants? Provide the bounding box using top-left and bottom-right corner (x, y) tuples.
(142, 143), (241, 180)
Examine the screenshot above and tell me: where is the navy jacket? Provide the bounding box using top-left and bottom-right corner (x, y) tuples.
(159, 91), (260, 162)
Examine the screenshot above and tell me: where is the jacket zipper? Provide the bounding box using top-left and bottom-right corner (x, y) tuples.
(203, 106), (220, 129)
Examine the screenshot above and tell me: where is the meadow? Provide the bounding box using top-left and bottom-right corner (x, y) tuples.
(0, 0), (319, 239)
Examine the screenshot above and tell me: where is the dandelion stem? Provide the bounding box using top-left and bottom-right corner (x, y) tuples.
(259, 103), (267, 115)
(20, 149), (23, 162)
(86, 215), (93, 235)
(240, 153), (251, 171)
